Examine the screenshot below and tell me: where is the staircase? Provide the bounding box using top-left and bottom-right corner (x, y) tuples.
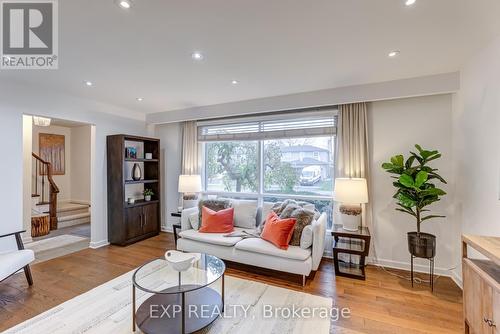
(32, 153), (59, 230)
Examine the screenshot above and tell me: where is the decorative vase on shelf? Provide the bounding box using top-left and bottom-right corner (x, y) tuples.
(132, 163), (142, 181)
(144, 195), (151, 202)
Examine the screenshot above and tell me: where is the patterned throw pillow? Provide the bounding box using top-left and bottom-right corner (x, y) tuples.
(259, 200), (319, 245)
(287, 207), (316, 246)
(198, 199), (232, 223)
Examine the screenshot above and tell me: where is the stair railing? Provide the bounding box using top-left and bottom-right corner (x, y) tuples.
(32, 153), (60, 230)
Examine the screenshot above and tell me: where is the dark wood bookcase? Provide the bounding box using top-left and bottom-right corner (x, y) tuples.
(107, 135), (161, 246)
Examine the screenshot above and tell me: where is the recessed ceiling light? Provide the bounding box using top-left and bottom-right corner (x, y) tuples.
(136, 97), (144, 102)
(388, 50), (400, 58)
(405, 0), (416, 6)
(231, 80), (239, 85)
(84, 80), (93, 87)
(116, 0), (132, 9)
(191, 52), (204, 60)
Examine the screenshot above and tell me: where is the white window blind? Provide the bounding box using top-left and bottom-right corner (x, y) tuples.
(198, 109), (337, 142)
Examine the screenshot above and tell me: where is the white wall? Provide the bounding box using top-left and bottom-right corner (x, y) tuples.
(148, 73), (459, 124)
(155, 122), (182, 231)
(70, 125), (91, 203)
(32, 124), (72, 200)
(369, 94), (456, 275)
(0, 80), (147, 248)
(450, 35), (500, 284)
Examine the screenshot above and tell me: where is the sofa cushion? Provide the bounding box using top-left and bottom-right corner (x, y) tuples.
(261, 212), (296, 250)
(300, 224), (314, 249)
(188, 212), (200, 230)
(0, 249), (35, 281)
(199, 207), (235, 233)
(260, 202), (274, 226)
(281, 207), (316, 246)
(198, 199), (232, 223)
(235, 238), (311, 261)
(179, 228), (245, 247)
(231, 199), (258, 229)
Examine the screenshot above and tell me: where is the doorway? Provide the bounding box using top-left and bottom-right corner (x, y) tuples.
(22, 115), (95, 263)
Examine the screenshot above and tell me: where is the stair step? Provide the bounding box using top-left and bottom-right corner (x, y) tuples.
(57, 203), (90, 213)
(31, 194), (40, 197)
(57, 213), (91, 228)
(58, 212), (90, 222)
(37, 201), (50, 205)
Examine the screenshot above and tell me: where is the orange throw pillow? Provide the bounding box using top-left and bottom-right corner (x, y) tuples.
(199, 206), (235, 233)
(261, 211), (297, 250)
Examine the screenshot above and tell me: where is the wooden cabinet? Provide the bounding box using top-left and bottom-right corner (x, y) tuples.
(142, 203), (159, 235)
(125, 206), (144, 241)
(463, 259), (498, 333)
(107, 135), (161, 246)
(462, 236), (500, 334)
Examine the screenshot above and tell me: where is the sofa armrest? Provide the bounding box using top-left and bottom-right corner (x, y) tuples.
(181, 207), (199, 231)
(311, 213), (327, 271)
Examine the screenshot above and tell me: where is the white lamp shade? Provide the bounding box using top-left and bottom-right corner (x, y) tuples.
(333, 178), (368, 204)
(178, 175), (202, 193)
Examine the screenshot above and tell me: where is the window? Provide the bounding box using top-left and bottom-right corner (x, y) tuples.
(200, 110), (337, 228)
(263, 137), (334, 197)
(205, 141), (258, 193)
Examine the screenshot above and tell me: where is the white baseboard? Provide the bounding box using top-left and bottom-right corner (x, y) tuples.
(367, 257), (457, 278)
(451, 270), (463, 289)
(161, 226), (173, 233)
(89, 240), (110, 249)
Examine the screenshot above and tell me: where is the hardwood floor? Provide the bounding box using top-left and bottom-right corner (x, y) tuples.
(0, 233), (463, 333)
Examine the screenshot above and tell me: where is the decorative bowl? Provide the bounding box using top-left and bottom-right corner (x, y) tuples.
(164, 250), (200, 272)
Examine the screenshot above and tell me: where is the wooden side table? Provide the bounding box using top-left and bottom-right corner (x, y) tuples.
(170, 212), (182, 247)
(172, 223), (181, 247)
(331, 224), (371, 280)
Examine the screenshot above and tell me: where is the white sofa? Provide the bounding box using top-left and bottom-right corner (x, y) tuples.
(177, 200), (327, 285)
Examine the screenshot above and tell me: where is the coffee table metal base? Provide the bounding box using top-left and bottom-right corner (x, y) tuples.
(135, 284), (223, 334)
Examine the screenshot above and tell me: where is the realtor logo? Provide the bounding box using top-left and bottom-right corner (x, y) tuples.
(1, 0), (58, 69)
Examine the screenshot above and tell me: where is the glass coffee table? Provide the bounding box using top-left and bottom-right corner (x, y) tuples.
(132, 254), (225, 334)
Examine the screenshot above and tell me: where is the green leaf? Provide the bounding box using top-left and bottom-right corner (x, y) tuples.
(425, 153), (442, 162)
(421, 215), (446, 222)
(399, 174), (414, 188)
(428, 172), (447, 184)
(415, 144), (423, 152)
(397, 193), (417, 208)
(420, 188), (446, 197)
(396, 203), (417, 217)
(396, 208), (417, 218)
(414, 171), (428, 188)
(405, 155), (416, 169)
(391, 155), (404, 167)
(381, 163), (394, 170)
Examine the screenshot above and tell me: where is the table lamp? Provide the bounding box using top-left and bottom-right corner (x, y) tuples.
(333, 178), (368, 231)
(178, 175), (202, 209)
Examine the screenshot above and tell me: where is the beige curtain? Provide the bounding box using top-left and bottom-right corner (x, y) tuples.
(181, 121), (201, 175)
(336, 102), (371, 227)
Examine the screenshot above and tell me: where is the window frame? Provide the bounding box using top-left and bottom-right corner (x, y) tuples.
(201, 135), (337, 227)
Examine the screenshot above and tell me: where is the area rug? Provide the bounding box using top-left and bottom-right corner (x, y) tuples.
(2, 264), (339, 334)
(25, 235), (89, 264)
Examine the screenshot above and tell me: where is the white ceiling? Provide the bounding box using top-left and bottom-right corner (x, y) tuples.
(2, 0), (500, 115)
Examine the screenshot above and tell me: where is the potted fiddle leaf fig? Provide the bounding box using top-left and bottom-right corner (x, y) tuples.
(382, 145), (447, 259)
